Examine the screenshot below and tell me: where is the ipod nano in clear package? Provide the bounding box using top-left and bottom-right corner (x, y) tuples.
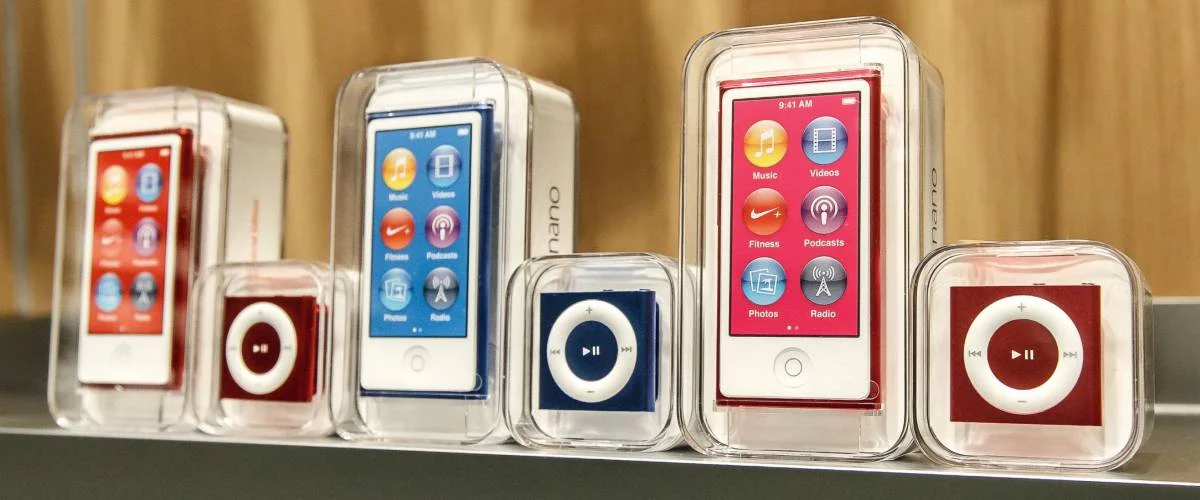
(331, 58), (577, 444)
(505, 253), (681, 452)
(48, 88), (287, 432)
(190, 261), (344, 437)
(912, 241), (1152, 471)
(678, 17), (944, 460)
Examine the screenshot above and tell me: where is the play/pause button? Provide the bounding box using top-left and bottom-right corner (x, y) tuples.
(987, 319), (1058, 390)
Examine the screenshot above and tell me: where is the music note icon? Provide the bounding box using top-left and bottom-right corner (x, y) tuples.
(382, 147), (416, 191)
(390, 156), (407, 182)
(755, 130), (774, 158)
(744, 119), (787, 168)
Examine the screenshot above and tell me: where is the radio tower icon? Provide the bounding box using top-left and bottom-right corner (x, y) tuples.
(801, 257), (846, 306)
(812, 266), (835, 297)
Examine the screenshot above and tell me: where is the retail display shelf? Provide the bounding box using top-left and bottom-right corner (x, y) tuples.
(1, 301), (1199, 498)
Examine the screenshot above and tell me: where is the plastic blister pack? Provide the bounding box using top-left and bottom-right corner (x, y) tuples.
(191, 261), (345, 437)
(678, 17), (944, 460)
(48, 87), (286, 431)
(331, 58), (577, 444)
(505, 253), (681, 452)
(912, 241), (1153, 471)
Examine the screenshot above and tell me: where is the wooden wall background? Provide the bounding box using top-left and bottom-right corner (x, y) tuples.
(1, 0), (1198, 314)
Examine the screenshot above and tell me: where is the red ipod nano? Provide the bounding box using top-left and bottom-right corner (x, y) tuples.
(83, 128), (195, 390)
(715, 70), (884, 410)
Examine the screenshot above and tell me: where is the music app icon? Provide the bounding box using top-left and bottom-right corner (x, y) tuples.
(382, 147), (417, 191)
(743, 119), (787, 168)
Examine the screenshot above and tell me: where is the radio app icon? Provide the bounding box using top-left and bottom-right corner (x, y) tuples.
(801, 256), (847, 305)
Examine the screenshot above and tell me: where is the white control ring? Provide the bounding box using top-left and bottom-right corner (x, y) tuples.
(545, 299), (638, 403)
(225, 302), (298, 395)
(963, 295), (1084, 415)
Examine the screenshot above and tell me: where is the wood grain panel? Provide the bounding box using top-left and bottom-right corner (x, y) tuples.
(0, 0), (11, 312)
(3, 0), (1200, 316)
(1054, 0), (1200, 294)
(900, 0), (1058, 243)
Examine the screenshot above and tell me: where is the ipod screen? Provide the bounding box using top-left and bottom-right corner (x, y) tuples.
(728, 89), (863, 337)
(86, 144), (176, 335)
(366, 119), (475, 338)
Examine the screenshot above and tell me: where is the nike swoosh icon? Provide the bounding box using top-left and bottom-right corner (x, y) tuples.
(749, 207), (779, 220)
(385, 225), (410, 237)
(99, 235), (119, 246)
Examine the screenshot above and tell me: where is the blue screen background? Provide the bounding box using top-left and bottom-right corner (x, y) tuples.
(368, 121), (474, 338)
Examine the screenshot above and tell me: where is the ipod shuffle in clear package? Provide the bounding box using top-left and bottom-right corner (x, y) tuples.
(678, 17), (944, 460)
(48, 87), (287, 432)
(330, 58), (577, 444)
(190, 261), (346, 437)
(912, 240), (1153, 471)
(505, 253), (682, 451)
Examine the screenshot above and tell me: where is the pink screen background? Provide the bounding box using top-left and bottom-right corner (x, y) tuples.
(728, 90), (863, 337)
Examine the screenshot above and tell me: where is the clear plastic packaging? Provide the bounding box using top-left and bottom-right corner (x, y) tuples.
(331, 58), (577, 444)
(505, 253), (681, 451)
(912, 240), (1153, 471)
(48, 87), (287, 432)
(678, 17), (944, 460)
(191, 261), (344, 437)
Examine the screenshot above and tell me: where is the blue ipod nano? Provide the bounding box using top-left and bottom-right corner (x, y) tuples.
(361, 103), (495, 399)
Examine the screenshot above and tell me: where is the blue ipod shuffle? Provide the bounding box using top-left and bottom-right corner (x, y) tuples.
(538, 290), (658, 411)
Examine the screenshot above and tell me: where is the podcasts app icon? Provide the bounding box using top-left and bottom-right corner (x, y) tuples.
(424, 206), (461, 249)
(801, 186), (847, 235)
(743, 120), (787, 168)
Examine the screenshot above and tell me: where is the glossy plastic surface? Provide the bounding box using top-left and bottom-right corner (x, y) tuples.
(912, 240), (1153, 471)
(191, 261), (344, 437)
(678, 17), (944, 460)
(331, 58), (576, 445)
(48, 87), (286, 432)
(506, 253), (681, 452)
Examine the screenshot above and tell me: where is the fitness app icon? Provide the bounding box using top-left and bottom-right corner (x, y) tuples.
(382, 148), (417, 191)
(97, 218), (125, 259)
(801, 256), (847, 305)
(801, 186), (848, 234)
(744, 119), (787, 168)
(742, 187), (788, 236)
(802, 116), (848, 165)
(380, 207), (415, 250)
(426, 145), (462, 188)
(424, 205), (461, 249)
(741, 257), (786, 306)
